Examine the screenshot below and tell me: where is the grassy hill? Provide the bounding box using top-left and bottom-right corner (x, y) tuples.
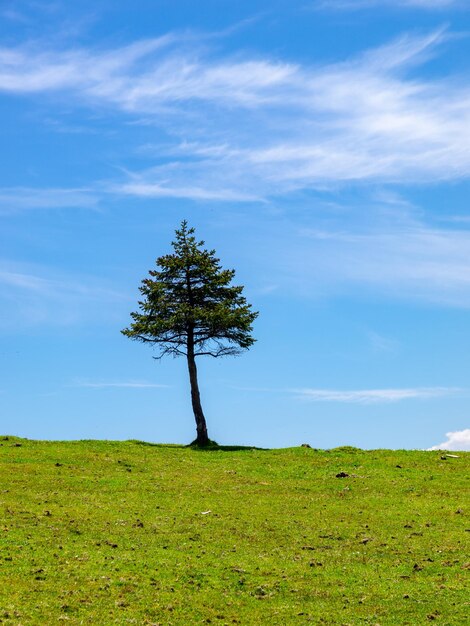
(0, 437), (468, 625)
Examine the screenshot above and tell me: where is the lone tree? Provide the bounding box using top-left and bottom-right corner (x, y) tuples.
(122, 221), (258, 446)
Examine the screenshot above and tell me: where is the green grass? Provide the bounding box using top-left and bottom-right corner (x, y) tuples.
(0, 436), (468, 625)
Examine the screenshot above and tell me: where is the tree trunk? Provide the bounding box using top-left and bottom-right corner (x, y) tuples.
(187, 347), (209, 446)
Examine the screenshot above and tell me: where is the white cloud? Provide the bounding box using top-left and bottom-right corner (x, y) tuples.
(118, 29), (470, 197)
(293, 387), (459, 403)
(428, 428), (470, 450)
(1, 29), (470, 200)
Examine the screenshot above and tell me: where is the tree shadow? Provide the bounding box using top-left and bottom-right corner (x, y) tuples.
(127, 440), (187, 449)
(187, 440), (269, 452)
(128, 439), (269, 451)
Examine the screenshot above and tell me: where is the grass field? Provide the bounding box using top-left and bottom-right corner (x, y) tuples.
(0, 436), (468, 625)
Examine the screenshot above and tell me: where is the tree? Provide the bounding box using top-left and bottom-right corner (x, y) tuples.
(122, 220), (258, 446)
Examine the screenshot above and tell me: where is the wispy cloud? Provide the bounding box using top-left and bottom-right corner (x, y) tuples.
(4, 26), (468, 306)
(0, 187), (99, 214)
(0, 34), (291, 107)
(0, 37), (175, 94)
(293, 220), (470, 306)
(74, 381), (169, 389)
(314, 0), (463, 10)
(293, 387), (460, 403)
(110, 29), (470, 197)
(1, 29), (469, 200)
(0, 262), (125, 328)
(367, 331), (400, 353)
(428, 428), (470, 450)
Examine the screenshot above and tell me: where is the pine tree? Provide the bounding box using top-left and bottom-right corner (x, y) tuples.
(122, 221), (258, 446)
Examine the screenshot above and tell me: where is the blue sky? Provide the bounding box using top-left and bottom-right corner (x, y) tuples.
(1, 0), (470, 450)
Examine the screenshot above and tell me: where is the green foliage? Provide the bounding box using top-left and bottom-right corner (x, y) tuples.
(122, 221), (258, 359)
(1, 437), (468, 624)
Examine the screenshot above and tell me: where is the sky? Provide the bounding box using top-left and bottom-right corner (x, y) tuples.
(1, 0), (470, 450)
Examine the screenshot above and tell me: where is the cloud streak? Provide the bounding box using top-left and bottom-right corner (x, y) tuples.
(115, 181), (260, 203)
(293, 387), (460, 403)
(0, 262), (125, 328)
(315, 0), (463, 10)
(0, 187), (98, 214)
(74, 381), (169, 389)
(237, 385), (460, 403)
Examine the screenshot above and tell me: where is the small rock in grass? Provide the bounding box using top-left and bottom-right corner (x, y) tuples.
(336, 472), (349, 478)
